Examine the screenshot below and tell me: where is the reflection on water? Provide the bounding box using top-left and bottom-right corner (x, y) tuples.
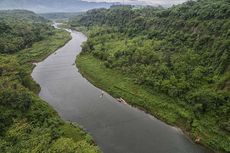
(32, 30), (211, 153)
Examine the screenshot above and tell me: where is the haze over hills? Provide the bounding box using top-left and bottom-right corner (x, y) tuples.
(82, 0), (188, 7)
(0, 0), (189, 13)
(0, 0), (112, 13)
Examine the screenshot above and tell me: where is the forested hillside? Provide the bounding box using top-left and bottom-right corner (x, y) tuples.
(71, 0), (230, 152)
(0, 10), (100, 152)
(0, 10), (50, 54)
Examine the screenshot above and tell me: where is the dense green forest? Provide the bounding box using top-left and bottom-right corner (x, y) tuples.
(0, 10), (50, 54)
(0, 10), (100, 152)
(71, 0), (230, 152)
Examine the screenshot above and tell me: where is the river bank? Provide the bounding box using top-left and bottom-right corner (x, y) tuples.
(76, 53), (219, 153)
(31, 27), (211, 153)
(27, 28), (101, 152)
(18, 29), (72, 94)
(0, 27), (100, 152)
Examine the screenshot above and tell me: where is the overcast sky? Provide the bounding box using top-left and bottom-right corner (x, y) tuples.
(81, 0), (188, 6)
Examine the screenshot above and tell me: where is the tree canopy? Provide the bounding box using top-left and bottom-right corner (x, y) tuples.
(0, 10), (52, 54)
(71, 0), (230, 152)
(0, 10), (100, 153)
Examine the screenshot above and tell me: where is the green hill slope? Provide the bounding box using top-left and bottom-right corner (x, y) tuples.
(71, 0), (230, 152)
(0, 10), (100, 153)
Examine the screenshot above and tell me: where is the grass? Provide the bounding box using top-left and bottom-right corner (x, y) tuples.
(77, 54), (193, 125)
(76, 53), (229, 153)
(17, 29), (72, 64)
(15, 29), (72, 94)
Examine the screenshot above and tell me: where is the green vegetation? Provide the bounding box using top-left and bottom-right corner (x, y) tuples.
(0, 10), (100, 152)
(0, 10), (51, 54)
(72, 0), (230, 152)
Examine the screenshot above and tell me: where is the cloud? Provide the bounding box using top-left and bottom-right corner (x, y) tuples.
(80, 0), (188, 6)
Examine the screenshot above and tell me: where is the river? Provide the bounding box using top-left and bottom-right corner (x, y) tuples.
(31, 28), (211, 153)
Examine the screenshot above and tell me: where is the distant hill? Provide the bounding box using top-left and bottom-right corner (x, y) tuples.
(40, 12), (83, 20)
(0, 0), (112, 13)
(0, 10), (47, 22)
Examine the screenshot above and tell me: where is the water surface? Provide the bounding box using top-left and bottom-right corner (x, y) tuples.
(32, 29), (211, 153)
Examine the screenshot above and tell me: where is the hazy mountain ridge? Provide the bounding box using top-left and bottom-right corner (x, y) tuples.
(0, 0), (112, 13)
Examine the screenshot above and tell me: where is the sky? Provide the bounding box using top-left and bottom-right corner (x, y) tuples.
(81, 0), (188, 6)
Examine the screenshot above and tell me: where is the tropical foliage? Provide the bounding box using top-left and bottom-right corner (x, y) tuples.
(0, 10), (100, 153)
(71, 0), (230, 152)
(0, 10), (52, 54)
